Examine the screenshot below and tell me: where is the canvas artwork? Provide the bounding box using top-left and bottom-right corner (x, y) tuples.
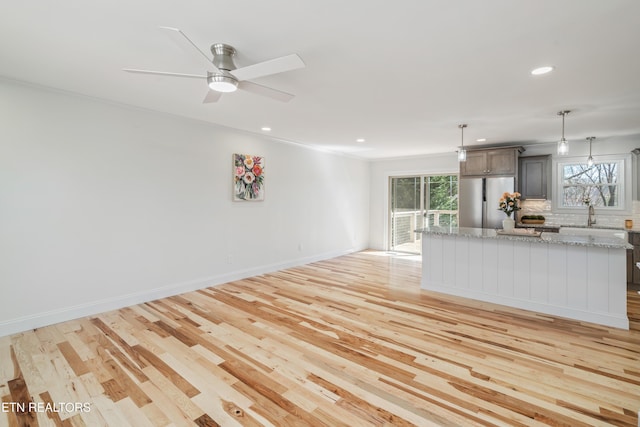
(233, 153), (265, 201)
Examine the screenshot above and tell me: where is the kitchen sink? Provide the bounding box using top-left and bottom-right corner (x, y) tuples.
(558, 227), (628, 242)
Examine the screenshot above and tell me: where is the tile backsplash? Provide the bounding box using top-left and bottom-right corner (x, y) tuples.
(519, 199), (640, 229)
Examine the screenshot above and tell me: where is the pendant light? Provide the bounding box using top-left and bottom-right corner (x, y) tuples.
(457, 124), (467, 162)
(586, 136), (595, 167)
(557, 110), (570, 156)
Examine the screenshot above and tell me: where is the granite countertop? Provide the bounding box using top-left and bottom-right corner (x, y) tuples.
(416, 226), (633, 249)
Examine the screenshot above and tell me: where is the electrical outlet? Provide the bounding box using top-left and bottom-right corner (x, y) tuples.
(298, 243), (303, 251)
(227, 254), (233, 264)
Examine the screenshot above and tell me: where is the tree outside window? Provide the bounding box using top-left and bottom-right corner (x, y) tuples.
(426, 175), (458, 226)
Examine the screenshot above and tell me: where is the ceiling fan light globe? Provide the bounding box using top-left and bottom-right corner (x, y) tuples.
(209, 81), (237, 92)
(207, 74), (238, 93)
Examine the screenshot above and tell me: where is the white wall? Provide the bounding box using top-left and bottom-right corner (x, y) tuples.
(0, 79), (370, 336)
(368, 153), (459, 250)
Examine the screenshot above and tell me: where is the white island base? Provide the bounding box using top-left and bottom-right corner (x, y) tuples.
(421, 229), (629, 329)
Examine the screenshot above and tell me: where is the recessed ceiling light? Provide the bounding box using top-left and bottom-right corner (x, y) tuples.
(531, 66), (554, 75)
(356, 138), (366, 143)
(476, 138), (487, 142)
(261, 127), (271, 132)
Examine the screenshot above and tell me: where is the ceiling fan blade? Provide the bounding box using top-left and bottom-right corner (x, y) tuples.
(202, 90), (222, 103)
(232, 54), (305, 81)
(238, 81), (295, 102)
(159, 26), (217, 71)
(123, 68), (206, 79)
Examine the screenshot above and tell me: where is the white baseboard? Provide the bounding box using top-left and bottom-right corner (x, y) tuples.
(0, 247), (362, 338)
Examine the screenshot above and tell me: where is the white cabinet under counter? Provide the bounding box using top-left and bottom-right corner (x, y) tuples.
(418, 227), (631, 329)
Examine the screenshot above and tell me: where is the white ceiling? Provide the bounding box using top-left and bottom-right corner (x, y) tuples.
(2, 0), (640, 159)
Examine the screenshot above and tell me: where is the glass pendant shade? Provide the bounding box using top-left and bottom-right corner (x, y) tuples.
(586, 137), (595, 166)
(556, 110), (571, 156)
(557, 138), (569, 156)
(457, 124), (467, 162)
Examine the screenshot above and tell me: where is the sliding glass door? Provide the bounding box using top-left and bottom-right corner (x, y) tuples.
(389, 177), (422, 253)
(389, 175), (458, 253)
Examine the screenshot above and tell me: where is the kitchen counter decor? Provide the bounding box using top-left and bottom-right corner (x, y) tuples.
(521, 215), (545, 225)
(498, 192), (520, 231)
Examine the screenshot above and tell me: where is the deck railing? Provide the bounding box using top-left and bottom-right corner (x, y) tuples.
(426, 209), (458, 227)
(391, 210), (458, 250)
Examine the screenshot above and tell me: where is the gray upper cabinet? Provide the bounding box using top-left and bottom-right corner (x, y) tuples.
(518, 155), (550, 199)
(460, 147), (519, 177)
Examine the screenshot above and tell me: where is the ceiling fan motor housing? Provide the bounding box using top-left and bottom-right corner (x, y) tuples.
(211, 43), (237, 71)
(208, 44), (239, 92)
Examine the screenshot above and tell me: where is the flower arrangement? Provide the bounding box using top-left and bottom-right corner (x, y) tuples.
(234, 153), (264, 200)
(498, 192), (521, 218)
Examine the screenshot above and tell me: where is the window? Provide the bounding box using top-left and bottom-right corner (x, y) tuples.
(556, 155), (630, 211)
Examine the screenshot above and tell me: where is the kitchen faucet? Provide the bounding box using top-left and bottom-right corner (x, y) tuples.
(587, 205), (596, 227)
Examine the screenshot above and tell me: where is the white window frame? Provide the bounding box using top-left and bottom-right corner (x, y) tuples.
(553, 153), (632, 214)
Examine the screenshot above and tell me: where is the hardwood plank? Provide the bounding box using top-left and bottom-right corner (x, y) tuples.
(193, 413), (219, 427)
(141, 365), (204, 421)
(7, 346), (38, 427)
(90, 317), (149, 374)
(57, 341), (90, 377)
(132, 345), (200, 398)
(139, 400), (172, 427)
(138, 380), (196, 427)
(2, 394), (20, 427)
(116, 397), (156, 427)
(39, 391), (72, 427)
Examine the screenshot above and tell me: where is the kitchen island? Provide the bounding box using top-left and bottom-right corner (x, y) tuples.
(417, 226), (632, 329)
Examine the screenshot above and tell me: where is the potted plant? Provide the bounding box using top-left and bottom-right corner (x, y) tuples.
(498, 192), (521, 231)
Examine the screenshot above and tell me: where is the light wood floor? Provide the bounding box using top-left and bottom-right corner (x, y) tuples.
(1, 251), (639, 426)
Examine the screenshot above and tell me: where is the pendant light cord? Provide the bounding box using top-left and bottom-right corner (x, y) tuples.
(559, 110), (570, 139)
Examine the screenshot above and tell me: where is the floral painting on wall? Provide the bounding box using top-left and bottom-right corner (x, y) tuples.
(233, 153), (265, 201)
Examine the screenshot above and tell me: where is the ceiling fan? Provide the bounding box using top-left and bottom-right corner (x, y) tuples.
(123, 27), (305, 103)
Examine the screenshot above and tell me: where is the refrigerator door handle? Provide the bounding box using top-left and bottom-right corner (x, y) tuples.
(482, 200), (487, 228)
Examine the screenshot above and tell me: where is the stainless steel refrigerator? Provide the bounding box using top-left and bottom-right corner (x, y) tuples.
(458, 177), (515, 229)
